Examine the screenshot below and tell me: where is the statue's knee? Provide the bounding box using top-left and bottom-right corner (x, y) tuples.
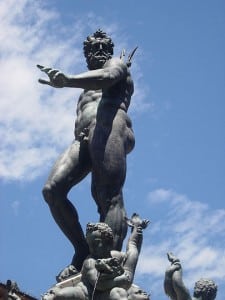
(42, 182), (58, 206)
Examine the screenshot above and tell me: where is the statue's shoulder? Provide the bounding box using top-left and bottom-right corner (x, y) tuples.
(104, 57), (128, 70)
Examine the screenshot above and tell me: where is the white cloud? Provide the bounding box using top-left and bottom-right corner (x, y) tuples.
(0, 0), (85, 181)
(136, 189), (225, 298)
(0, 0), (150, 181)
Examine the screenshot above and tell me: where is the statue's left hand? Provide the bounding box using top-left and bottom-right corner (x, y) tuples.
(37, 64), (67, 88)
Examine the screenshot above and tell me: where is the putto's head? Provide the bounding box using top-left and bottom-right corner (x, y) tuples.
(86, 222), (114, 244)
(86, 222), (114, 256)
(193, 278), (217, 300)
(83, 29), (114, 70)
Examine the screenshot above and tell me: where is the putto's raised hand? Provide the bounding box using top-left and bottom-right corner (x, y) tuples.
(167, 252), (180, 264)
(126, 213), (150, 230)
(37, 64), (67, 88)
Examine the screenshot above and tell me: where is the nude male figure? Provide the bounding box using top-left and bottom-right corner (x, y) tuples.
(37, 30), (135, 279)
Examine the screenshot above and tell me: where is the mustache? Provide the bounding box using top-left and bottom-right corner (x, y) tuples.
(92, 50), (108, 57)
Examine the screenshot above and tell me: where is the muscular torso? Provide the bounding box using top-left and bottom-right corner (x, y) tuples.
(74, 59), (135, 154)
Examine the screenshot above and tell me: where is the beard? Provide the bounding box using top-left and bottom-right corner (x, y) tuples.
(86, 51), (111, 70)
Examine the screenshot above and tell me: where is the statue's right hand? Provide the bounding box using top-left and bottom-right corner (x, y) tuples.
(37, 64), (67, 88)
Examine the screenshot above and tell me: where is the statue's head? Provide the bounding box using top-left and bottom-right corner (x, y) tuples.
(83, 29), (114, 70)
(193, 278), (217, 300)
(86, 222), (114, 256)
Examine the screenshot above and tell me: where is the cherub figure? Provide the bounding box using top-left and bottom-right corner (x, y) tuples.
(42, 214), (149, 300)
(164, 252), (217, 300)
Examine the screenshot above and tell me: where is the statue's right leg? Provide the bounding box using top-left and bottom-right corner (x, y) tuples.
(42, 140), (91, 272)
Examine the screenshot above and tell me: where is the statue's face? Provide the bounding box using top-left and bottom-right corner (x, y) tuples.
(86, 38), (112, 70)
(86, 230), (110, 257)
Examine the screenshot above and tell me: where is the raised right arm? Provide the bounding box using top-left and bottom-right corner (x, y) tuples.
(164, 253), (192, 300)
(95, 215), (149, 291)
(37, 58), (128, 90)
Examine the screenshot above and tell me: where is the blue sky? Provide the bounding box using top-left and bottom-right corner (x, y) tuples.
(0, 0), (224, 299)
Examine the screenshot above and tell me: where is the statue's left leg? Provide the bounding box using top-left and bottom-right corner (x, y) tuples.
(96, 187), (127, 251)
(90, 137), (128, 251)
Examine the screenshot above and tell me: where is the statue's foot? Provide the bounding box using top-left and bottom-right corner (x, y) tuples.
(56, 265), (79, 283)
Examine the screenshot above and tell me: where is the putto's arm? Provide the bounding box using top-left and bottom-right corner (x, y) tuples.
(164, 253), (192, 300)
(81, 258), (100, 288)
(95, 214), (149, 291)
(37, 58), (128, 90)
(123, 214), (149, 282)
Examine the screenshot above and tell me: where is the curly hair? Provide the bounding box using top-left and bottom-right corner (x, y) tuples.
(86, 222), (114, 245)
(83, 29), (114, 59)
(193, 278), (217, 300)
